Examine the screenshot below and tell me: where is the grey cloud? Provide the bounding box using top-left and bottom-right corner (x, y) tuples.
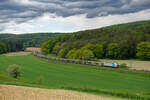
(0, 0), (150, 24)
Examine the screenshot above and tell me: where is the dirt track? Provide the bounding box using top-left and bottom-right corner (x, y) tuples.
(0, 85), (118, 100)
(4, 52), (31, 56)
(26, 47), (41, 52)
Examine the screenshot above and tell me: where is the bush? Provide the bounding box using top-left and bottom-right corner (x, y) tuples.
(8, 64), (21, 78)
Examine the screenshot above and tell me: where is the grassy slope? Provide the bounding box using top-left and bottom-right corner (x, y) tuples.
(0, 55), (150, 99)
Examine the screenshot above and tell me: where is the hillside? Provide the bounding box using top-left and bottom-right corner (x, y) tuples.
(49, 20), (150, 47)
(41, 20), (150, 60)
(0, 33), (60, 47)
(0, 55), (150, 99)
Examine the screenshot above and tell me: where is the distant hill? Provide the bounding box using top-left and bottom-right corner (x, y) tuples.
(0, 33), (60, 47)
(48, 20), (150, 48)
(42, 20), (150, 59)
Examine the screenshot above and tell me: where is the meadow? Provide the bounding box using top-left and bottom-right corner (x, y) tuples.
(0, 55), (150, 99)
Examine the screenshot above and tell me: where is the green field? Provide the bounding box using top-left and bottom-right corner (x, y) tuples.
(0, 55), (150, 99)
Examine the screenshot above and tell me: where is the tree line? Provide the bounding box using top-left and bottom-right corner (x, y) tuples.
(41, 20), (150, 60)
(0, 33), (60, 47)
(41, 40), (150, 60)
(0, 40), (24, 54)
(0, 33), (60, 54)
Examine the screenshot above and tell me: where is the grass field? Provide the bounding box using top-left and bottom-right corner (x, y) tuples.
(100, 59), (150, 71)
(0, 55), (150, 99)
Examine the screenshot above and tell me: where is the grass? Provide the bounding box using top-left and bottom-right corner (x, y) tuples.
(0, 55), (150, 99)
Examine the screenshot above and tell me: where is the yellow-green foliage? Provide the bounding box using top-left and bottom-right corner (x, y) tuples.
(136, 42), (150, 60)
(78, 48), (94, 60)
(81, 43), (95, 50)
(66, 48), (78, 59)
(52, 43), (61, 54)
(107, 43), (119, 59)
(41, 42), (49, 55)
(58, 49), (65, 58)
(66, 47), (94, 60)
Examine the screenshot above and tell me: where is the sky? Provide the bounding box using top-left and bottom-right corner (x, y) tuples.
(0, 0), (150, 34)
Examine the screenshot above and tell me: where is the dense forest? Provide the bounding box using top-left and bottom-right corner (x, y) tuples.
(0, 33), (60, 54)
(0, 40), (24, 54)
(0, 33), (60, 47)
(41, 20), (150, 60)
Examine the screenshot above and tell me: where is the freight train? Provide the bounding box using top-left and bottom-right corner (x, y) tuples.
(33, 53), (119, 68)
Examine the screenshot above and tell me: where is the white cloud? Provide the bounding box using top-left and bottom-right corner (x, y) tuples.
(1, 9), (150, 34)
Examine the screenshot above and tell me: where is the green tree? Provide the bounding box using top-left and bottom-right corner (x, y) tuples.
(118, 42), (130, 59)
(46, 39), (56, 53)
(58, 49), (66, 58)
(41, 42), (49, 55)
(93, 43), (105, 59)
(82, 43), (95, 50)
(136, 42), (150, 60)
(0, 42), (7, 54)
(83, 49), (94, 60)
(107, 43), (119, 59)
(66, 48), (78, 59)
(78, 48), (94, 60)
(8, 64), (21, 78)
(52, 43), (61, 55)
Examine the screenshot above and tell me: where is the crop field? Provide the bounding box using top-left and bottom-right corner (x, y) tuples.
(0, 55), (150, 99)
(100, 59), (150, 71)
(0, 85), (116, 100)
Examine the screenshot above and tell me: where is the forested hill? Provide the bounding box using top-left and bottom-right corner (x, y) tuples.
(0, 33), (60, 47)
(41, 20), (150, 60)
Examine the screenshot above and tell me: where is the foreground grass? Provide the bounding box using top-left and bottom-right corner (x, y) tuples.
(0, 55), (150, 99)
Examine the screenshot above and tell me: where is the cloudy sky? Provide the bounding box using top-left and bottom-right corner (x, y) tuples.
(0, 0), (150, 34)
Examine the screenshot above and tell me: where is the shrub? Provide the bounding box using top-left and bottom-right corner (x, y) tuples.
(8, 64), (21, 78)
